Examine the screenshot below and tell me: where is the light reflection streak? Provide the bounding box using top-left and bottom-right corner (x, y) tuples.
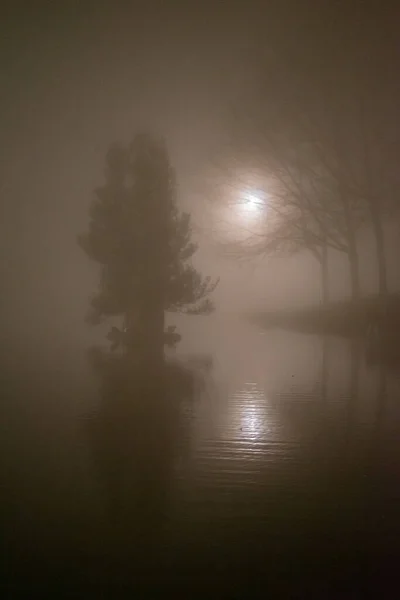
(235, 383), (269, 441)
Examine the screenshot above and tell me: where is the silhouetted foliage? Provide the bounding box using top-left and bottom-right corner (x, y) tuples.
(221, 56), (400, 302)
(78, 133), (218, 356)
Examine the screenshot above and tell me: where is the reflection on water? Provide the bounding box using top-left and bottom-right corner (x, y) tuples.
(2, 316), (400, 596)
(239, 385), (269, 440)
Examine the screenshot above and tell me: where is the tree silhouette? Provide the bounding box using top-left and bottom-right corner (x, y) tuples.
(219, 52), (400, 303)
(212, 94), (366, 303)
(78, 133), (218, 362)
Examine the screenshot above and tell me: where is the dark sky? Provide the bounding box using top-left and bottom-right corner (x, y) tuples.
(1, 2), (399, 354)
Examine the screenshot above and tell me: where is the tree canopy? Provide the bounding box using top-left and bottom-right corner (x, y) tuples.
(79, 133), (218, 355)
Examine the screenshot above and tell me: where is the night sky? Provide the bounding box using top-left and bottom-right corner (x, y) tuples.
(1, 2), (399, 355)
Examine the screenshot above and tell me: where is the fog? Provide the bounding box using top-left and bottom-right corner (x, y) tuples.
(1, 5), (248, 356)
(2, 5), (400, 595)
(2, 4), (399, 360)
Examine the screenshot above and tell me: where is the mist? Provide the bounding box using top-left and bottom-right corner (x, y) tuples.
(2, 4), (400, 596)
(2, 5), (400, 356)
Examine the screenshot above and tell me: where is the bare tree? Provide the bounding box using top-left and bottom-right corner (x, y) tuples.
(343, 96), (400, 298)
(208, 139), (362, 304)
(213, 56), (399, 303)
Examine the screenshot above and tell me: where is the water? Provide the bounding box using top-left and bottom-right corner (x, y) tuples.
(2, 315), (400, 597)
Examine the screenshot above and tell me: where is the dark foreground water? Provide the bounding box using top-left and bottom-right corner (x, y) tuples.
(2, 316), (400, 597)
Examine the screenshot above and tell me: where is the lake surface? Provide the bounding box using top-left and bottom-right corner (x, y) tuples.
(2, 315), (400, 597)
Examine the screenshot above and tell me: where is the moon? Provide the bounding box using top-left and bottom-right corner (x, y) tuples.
(238, 189), (265, 219)
(212, 175), (270, 243)
(244, 192), (262, 212)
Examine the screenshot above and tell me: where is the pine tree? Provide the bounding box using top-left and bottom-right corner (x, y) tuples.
(78, 133), (218, 363)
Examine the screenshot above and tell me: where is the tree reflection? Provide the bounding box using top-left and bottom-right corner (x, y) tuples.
(320, 335), (329, 403)
(374, 364), (388, 439)
(85, 348), (201, 590)
(369, 363), (389, 473)
(344, 340), (361, 449)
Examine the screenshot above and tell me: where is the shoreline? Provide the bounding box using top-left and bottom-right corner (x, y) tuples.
(249, 294), (400, 338)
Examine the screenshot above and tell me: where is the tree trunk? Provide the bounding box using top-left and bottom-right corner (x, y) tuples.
(343, 200), (361, 301)
(148, 302), (165, 370)
(348, 243), (361, 301)
(370, 209), (388, 297)
(139, 296), (165, 373)
(133, 200), (168, 373)
(125, 299), (165, 371)
(321, 241), (329, 305)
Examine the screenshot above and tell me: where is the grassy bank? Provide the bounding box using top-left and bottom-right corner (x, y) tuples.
(250, 294), (400, 337)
